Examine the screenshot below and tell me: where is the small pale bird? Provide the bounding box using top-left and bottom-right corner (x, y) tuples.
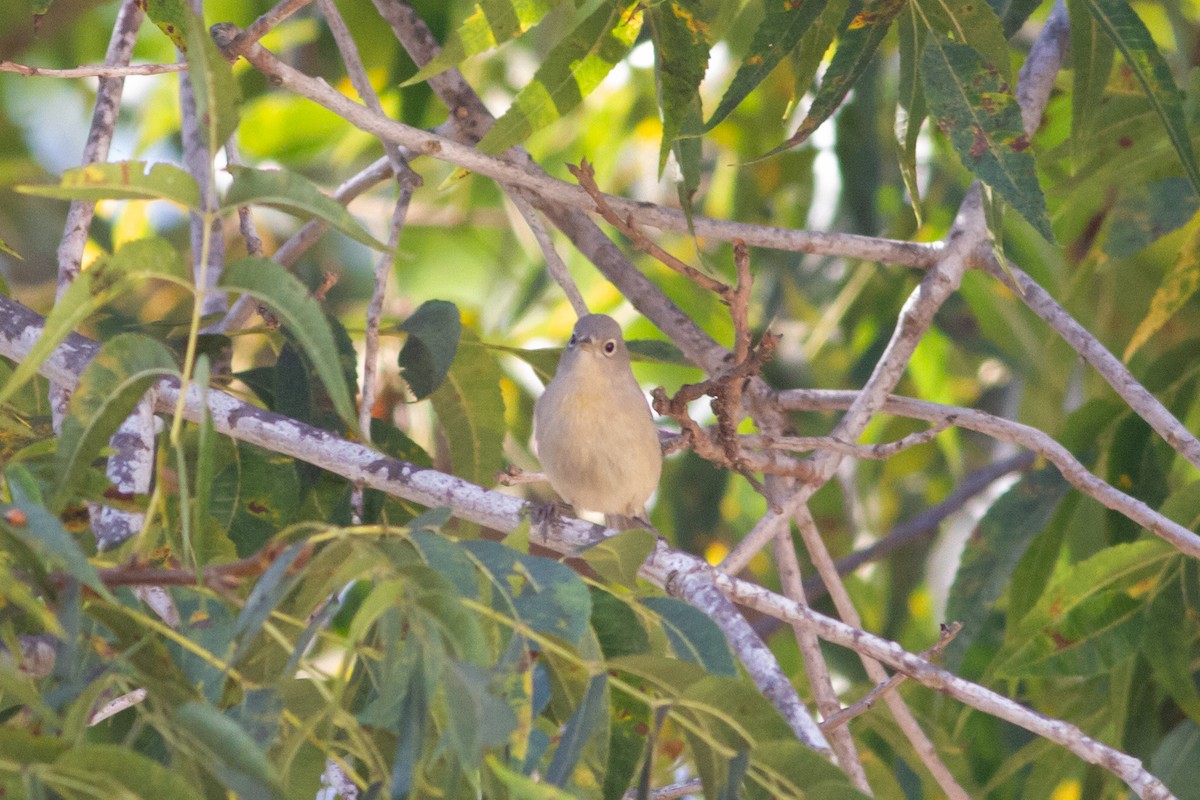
(534, 314), (662, 529)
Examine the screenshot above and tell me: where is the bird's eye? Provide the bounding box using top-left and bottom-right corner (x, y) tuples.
(603, 340), (617, 355)
(568, 334), (577, 346)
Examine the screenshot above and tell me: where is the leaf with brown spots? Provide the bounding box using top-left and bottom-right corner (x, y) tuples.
(921, 38), (1053, 239)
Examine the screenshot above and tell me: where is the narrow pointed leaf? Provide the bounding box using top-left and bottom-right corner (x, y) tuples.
(1124, 214), (1200, 361)
(402, 0), (557, 86)
(429, 330), (505, 486)
(0, 238), (187, 409)
(767, 0), (906, 155)
(944, 467), (1070, 670)
(1083, 0), (1200, 196)
(705, 0), (830, 133)
(16, 161), (200, 207)
(987, 0), (1041, 37)
(3, 480), (111, 601)
(0, 235), (20, 260)
(896, 3), (927, 220)
(996, 539), (1175, 677)
(53, 333), (178, 510)
(1067, 0), (1115, 164)
(791, 0), (850, 94)
(914, 0), (1010, 80)
(174, 702), (285, 799)
(219, 257), (357, 428)
(648, 0), (710, 175)
(221, 167), (388, 251)
(54, 745), (205, 800)
(184, 6), (239, 153)
(545, 673), (608, 786)
(921, 38), (1053, 239)
(477, 2), (644, 155)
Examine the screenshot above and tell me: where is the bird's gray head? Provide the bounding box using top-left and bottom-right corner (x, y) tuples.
(561, 313), (629, 369)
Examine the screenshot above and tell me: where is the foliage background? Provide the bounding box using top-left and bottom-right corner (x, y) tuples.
(2, 0), (1200, 798)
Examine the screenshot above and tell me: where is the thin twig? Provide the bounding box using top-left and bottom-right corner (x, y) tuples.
(985, 255), (1200, 472)
(0, 60), (185, 78)
(235, 0), (315, 49)
(570, 159), (732, 298)
(778, 389), (1200, 559)
(510, 191), (589, 317)
(792, 508), (971, 799)
(767, 477), (872, 792)
(802, 452), (1036, 601)
(822, 622), (962, 731)
(742, 418), (954, 460)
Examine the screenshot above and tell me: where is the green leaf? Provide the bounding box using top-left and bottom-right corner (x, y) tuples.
(580, 527), (656, 588)
(402, 0), (557, 86)
(429, 329), (505, 486)
(15, 161), (200, 207)
(1105, 178), (1199, 259)
(487, 755), (578, 800)
(921, 38), (1053, 239)
(53, 333), (177, 511)
(184, 5), (240, 153)
(219, 257), (357, 428)
(589, 588), (650, 659)
(705, 0), (829, 133)
(463, 540), (593, 645)
(1143, 565), (1200, 722)
(1124, 213), (1200, 361)
(1083, 0), (1200, 197)
(210, 442), (300, 558)
(3, 475), (111, 600)
(0, 234), (21, 260)
(442, 660), (519, 769)
(1067, 0), (1115, 164)
(896, 2), (927, 221)
(915, 0), (1010, 80)
(767, 0), (907, 155)
(748, 740), (869, 798)
(398, 300), (463, 400)
(54, 745), (205, 800)
(229, 542), (308, 665)
(986, 0), (1040, 37)
(221, 166), (388, 251)
(996, 539), (1176, 678)
(640, 596), (736, 676)
(1149, 720), (1200, 798)
(476, 1), (644, 155)
(142, 0), (190, 51)
(174, 702), (285, 799)
(944, 467), (1071, 670)
(0, 238), (185, 409)
(545, 673), (608, 786)
(791, 0), (849, 93)
(648, 0), (710, 175)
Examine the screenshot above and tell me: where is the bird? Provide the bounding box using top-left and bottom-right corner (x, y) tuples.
(534, 314), (662, 530)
